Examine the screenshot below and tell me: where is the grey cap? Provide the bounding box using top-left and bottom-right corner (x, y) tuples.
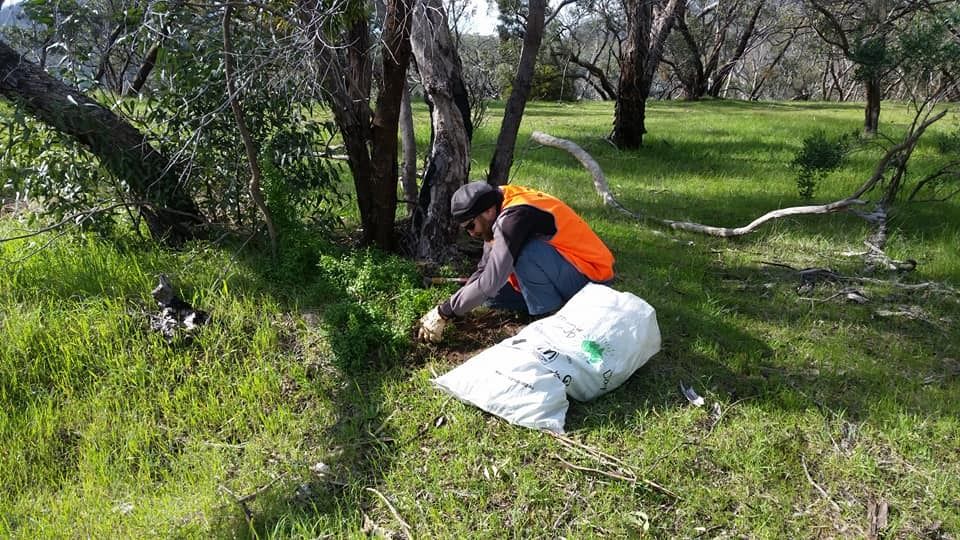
(451, 182), (503, 221)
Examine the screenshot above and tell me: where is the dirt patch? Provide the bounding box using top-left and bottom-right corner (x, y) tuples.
(419, 309), (533, 364)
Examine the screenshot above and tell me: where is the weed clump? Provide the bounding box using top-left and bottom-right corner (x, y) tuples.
(791, 130), (855, 199)
(316, 250), (437, 370)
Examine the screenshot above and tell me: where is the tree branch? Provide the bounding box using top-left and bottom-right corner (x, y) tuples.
(223, 2), (278, 257)
(532, 130), (868, 237)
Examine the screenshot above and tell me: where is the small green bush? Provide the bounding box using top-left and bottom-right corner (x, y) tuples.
(791, 130), (854, 199)
(316, 249), (438, 370)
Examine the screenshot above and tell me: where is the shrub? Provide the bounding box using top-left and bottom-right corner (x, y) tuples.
(791, 130), (854, 199)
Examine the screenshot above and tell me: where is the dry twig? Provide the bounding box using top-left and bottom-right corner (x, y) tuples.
(544, 431), (679, 499)
(219, 473), (286, 525)
(553, 454), (638, 483)
(365, 486), (413, 539)
(800, 455), (841, 513)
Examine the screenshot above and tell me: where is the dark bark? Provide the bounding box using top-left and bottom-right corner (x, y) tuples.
(125, 0), (187, 96)
(315, 18), (373, 241)
(804, 0), (923, 133)
(126, 41), (159, 96)
(94, 21), (126, 89)
(487, 0), (546, 186)
(313, 0), (413, 250)
(673, 0), (764, 100)
(411, 0), (471, 262)
(613, 0), (684, 149)
(708, 0), (764, 97)
(749, 31), (794, 100)
(367, 0), (414, 250)
(562, 51), (617, 100)
(0, 38), (202, 244)
(675, 5), (706, 100)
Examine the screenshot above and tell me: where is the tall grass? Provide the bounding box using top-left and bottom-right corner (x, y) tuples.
(2, 100), (958, 538)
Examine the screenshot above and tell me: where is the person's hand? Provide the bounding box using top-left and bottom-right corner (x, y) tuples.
(417, 306), (449, 343)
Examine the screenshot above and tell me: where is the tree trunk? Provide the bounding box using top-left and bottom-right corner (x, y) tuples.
(487, 0), (546, 186)
(126, 41), (160, 96)
(0, 39), (202, 244)
(313, 0), (413, 251)
(366, 0), (414, 250)
(864, 75), (881, 135)
(223, 4), (277, 256)
(563, 52), (617, 100)
(94, 21), (126, 90)
(125, 0), (186, 97)
(613, 0), (683, 149)
(675, 6), (706, 101)
(411, 0), (471, 262)
(749, 32), (794, 100)
(399, 82), (418, 216)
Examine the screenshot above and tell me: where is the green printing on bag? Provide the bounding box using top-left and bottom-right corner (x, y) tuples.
(581, 340), (605, 364)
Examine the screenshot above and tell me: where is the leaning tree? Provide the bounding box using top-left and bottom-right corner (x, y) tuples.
(0, 38), (203, 244)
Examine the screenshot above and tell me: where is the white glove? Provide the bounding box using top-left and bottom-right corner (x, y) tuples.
(417, 306), (449, 343)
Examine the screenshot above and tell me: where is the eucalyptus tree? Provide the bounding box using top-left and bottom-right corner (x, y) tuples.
(612, 0), (684, 148)
(548, 0), (621, 100)
(665, 0), (768, 99)
(802, 0), (939, 134)
(0, 38), (203, 244)
(301, 0), (415, 250)
(487, 0), (548, 185)
(4, 0), (154, 93)
(410, 0), (473, 261)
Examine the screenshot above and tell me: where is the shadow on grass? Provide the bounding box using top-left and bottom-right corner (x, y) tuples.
(195, 244), (419, 538)
(709, 261), (960, 422)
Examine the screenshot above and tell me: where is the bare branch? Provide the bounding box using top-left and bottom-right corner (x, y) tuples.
(223, 2), (278, 257)
(532, 130), (870, 236)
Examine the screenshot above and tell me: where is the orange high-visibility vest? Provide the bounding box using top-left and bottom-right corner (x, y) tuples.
(501, 185), (615, 287)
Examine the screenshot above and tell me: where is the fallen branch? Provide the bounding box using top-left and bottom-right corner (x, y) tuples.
(544, 430), (630, 469)
(761, 260), (958, 297)
(553, 453), (638, 483)
(221, 473), (286, 505)
(219, 473), (286, 525)
(530, 131), (867, 237)
(0, 200), (202, 245)
(661, 198), (866, 237)
(530, 131), (641, 219)
(867, 500), (889, 540)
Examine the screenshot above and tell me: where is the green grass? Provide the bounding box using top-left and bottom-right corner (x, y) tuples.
(2, 100), (959, 538)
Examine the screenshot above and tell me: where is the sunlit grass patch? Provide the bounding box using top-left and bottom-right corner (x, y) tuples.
(2, 100), (959, 537)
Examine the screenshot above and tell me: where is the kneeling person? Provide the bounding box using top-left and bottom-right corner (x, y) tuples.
(418, 181), (615, 342)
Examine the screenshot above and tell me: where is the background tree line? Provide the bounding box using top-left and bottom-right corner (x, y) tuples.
(0, 0), (957, 259)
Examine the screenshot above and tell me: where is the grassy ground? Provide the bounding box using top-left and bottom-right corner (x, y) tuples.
(2, 100), (959, 538)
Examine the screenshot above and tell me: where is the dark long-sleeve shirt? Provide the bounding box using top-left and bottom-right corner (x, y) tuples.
(438, 205), (557, 318)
